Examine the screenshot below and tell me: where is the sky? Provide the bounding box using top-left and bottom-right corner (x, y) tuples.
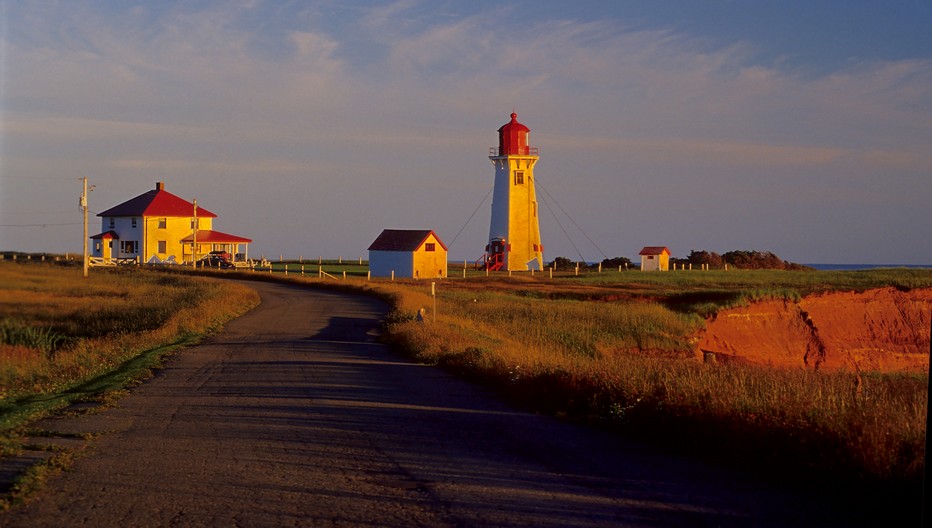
(1, 1), (930, 265)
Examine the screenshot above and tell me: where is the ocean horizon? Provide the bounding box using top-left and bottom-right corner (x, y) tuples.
(803, 263), (932, 271)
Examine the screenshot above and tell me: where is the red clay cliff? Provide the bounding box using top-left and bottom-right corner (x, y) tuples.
(698, 287), (932, 372)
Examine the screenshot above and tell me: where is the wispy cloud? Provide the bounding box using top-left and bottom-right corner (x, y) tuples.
(7, 2), (929, 164)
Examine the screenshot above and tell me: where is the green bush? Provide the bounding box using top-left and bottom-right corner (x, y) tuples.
(0, 319), (69, 355)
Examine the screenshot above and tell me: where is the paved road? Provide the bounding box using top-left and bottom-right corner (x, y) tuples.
(1, 281), (864, 527)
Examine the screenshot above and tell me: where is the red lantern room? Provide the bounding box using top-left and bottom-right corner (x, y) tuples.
(497, 112), (531, 156)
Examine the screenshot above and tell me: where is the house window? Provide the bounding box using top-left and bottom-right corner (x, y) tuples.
(131, 218), (137, 228)
(514, 171), (525, 185)
(158, 218), (167, 229)
(425, 243), (436, 252)
(157, 241), (167, 253)
(648, 255), (655, 260)
(109, 217), (115, 228)
(121, 241), (137, 254)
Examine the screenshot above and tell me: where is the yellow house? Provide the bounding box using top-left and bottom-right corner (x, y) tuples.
(639, 246), (671, 271)
(368, 229), (447, 279)
(91, 182), (251, 265)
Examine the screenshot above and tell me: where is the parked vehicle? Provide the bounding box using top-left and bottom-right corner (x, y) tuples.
(198, 251), (233, 269)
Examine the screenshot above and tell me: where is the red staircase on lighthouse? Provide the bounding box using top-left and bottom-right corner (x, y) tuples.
(476, 238), (507, 271)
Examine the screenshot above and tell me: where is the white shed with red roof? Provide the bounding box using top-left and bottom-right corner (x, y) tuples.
(368, 229), (447, 279)
(639, 246), (671, 272)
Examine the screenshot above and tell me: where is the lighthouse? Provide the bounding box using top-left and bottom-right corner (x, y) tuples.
(485, 113), (544, 271)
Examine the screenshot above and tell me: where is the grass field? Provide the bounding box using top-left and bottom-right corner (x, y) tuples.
(0, 262), (259, 434)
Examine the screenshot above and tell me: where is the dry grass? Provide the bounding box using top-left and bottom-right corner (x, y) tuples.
(0, 262), (259, 403)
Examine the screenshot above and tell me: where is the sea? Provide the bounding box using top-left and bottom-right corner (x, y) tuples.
(804, 264), (932, 271)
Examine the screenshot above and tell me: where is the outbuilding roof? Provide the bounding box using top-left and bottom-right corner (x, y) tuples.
(639, 246), (671, 256)
(368, 229), (447, 252)
(97, 182), (217, 218)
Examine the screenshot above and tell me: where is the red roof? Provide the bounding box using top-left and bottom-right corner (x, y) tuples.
(97, 182), (217, 218)
(368, 229), (447, 252)
(90, 230), (119, 240)
(181, 230), (252, 244)
(498, 112), (531, 156)
(639, 246), (671, 256)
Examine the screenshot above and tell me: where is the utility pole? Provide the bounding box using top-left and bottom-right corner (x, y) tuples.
(192, 198), (198, 267)
(79, 177), (92, 278)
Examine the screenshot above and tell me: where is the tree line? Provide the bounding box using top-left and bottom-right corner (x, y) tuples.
(676, 250), (811, 270)
(546, 251), (810, 271)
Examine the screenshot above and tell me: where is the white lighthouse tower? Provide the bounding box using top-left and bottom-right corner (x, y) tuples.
(485, 113), (544, 271)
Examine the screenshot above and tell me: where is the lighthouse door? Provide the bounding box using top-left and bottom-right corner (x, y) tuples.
(485, 238), (506, 271)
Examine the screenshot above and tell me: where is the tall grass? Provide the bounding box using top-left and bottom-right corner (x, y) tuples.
(0, 263), (259, 403)
(0, 320), (68, 356)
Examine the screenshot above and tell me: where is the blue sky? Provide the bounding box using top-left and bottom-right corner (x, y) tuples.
(2, 1), (930, 264)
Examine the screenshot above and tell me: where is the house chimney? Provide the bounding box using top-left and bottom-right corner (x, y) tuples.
(156, 181), (165, 191)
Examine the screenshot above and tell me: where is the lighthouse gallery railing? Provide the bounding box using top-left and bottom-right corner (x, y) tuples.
(489, 147), (540, 157)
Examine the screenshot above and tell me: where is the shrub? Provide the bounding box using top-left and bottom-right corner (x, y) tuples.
(0, 319), (69, 356)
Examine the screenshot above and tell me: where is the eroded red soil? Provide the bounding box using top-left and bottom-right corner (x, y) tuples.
(698, 287), (932, 372)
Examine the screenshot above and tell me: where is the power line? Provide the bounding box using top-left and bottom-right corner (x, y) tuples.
(448, 186), (493, 251)
(537, 178), (610, 262)
(0, 175), (82, 181)
(538, 186), (586, 264)
(0, 222), (83, 227)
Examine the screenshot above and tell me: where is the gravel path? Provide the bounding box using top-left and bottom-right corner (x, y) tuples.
(0, 280), (865, 527)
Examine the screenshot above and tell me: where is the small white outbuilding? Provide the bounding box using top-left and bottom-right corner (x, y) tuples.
(368, 229), (447, 279)
(639, 246), (671, 272)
